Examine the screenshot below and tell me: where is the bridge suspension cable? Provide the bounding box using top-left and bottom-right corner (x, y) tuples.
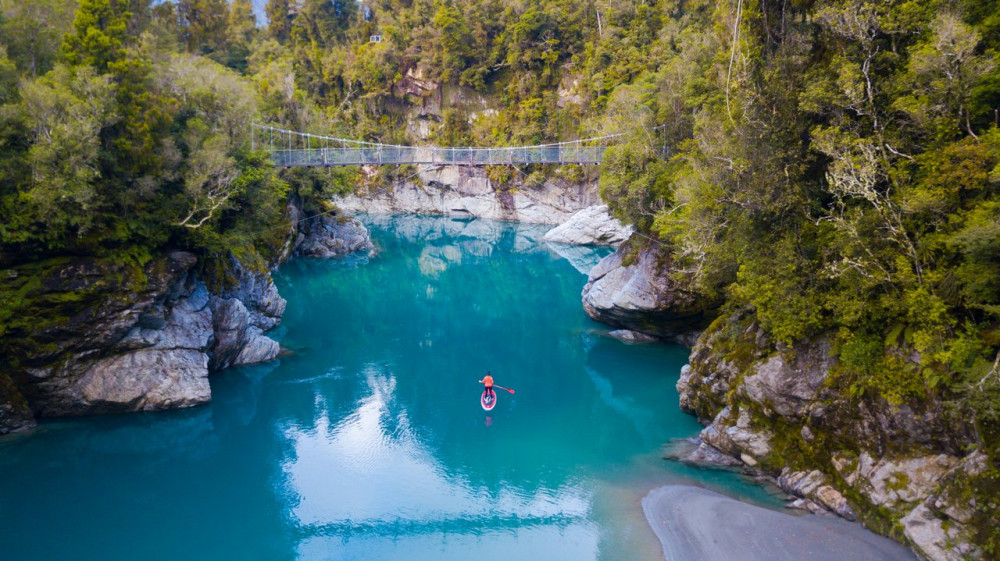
(250, 123), (645, 167)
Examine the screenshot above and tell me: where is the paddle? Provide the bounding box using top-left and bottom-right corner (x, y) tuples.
(493, 385), (515, 394)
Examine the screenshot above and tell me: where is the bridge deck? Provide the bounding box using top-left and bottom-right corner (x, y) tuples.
(269, 145), (605, 167)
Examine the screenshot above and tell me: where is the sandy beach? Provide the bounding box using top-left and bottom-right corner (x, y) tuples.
(643, 485), (919, 561)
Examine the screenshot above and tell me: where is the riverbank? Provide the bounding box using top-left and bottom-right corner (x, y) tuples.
(642, 485), (918, 561)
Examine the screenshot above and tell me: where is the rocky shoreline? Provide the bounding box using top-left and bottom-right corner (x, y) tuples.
(0, 252), (286, 430)
(668, 311), (986, 561)
(0, 201), (378, 434)
(1, 179), (628, 435)
(573, 239), (989, 561)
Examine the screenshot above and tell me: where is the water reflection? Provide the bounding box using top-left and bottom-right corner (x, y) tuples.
(281, 364), (599, 560)
(0, 215), (783, 561)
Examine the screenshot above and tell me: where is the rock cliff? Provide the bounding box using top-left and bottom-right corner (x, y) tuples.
(674, 312), (988, 561)
(0, 251), (285, 433)
(332, 165), (602, 225)
(575, 236), (994, 559)
(581, 240), (719, 345)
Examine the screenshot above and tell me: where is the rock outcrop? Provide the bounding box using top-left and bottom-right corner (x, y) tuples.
(0, 251), (285, 432)
(542, 204), (632, 246)
(293, 215), (375, 258)
(674, 312), (986, 561)
(332, 165), (601, 225)
(581, 241), (718, 345)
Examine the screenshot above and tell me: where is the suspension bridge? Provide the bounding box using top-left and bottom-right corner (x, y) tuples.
(252, 124), (624, 167)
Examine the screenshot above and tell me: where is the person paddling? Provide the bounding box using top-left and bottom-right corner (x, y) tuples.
(479, 372), (496, 402)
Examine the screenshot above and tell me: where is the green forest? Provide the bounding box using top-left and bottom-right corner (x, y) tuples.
(2, 0), (1000, 535)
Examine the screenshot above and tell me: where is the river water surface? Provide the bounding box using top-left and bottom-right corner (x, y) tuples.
(1, 215), (782, 561)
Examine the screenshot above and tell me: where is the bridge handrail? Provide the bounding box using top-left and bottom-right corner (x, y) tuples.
(251, 123), (625, 151)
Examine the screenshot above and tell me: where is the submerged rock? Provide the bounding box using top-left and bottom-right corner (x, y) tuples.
(545, 242), (606, 275)
(607, 329), (660, 343)
(542, 205), (632, 246)
(581, 242), (717, 346)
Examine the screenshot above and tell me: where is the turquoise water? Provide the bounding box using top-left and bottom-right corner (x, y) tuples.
(0, 215), (781, 561)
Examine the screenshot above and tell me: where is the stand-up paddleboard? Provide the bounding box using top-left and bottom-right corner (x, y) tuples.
(481, 389), (497, 411)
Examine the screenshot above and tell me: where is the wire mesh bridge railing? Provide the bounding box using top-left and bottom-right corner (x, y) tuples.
(253, 124), (619, 167)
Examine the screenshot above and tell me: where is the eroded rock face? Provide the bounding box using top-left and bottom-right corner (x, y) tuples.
(294, 216), (375, 258)
(740, 335), (835, 418)
(332, 165), (601, 225)
(581, 242), (717, 345)
(65, 281), (215, 412)
(542, 205), (632, 246)
(900, 504), (974, 561)
(0, 251), (285, 430)
(834, 451), (959, 509)
(674, 312), (986, 561)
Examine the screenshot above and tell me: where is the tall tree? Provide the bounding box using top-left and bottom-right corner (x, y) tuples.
(62, 0), (130, 70)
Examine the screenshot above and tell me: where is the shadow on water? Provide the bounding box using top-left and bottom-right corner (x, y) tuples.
(1, 215), (784, 561)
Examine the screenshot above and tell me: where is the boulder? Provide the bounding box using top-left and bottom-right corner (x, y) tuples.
(73, 348), (210, 412)
(778, 468), (857, 520)
(665, 437), (744, 468)
(608, 329), (660, 343)
(900, 504), (973, 561)
(542, 205), (632, 246)
(233, 327), (281, 366)
(294, 215), (375, 258)
(726, 408), (773, 462)
(582, 243), (717, 345)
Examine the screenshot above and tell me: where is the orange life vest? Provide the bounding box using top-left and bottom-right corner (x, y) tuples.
(482, 375), (494, 388)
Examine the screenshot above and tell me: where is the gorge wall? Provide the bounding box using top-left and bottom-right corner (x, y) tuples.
(332, 165), (606, 226)
(0, 252), (285, 433)
(0, 198), (375, 435)
(580, 241), (994, 561)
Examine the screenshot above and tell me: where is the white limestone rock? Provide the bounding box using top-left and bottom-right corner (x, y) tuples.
(740, 336), (835, 418)
(332, 165), (600, 224)
(294, 216), (375, 258)
(543, 204), (632, 246)
(900, 503), (974, 561)
(778, 468), (857, 520)
(835, 451), (959, 508)
(581, 244), (714, 345)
